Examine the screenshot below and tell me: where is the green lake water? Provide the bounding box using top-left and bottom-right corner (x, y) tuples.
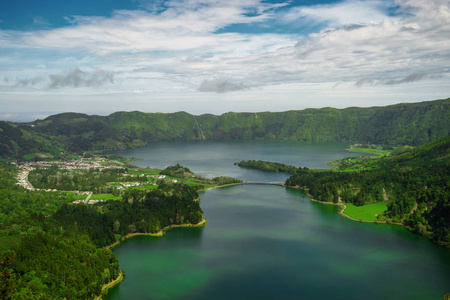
(108, 142), (450, 299)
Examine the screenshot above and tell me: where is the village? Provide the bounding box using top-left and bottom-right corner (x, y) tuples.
(13, 158), (178, 205)
(14, 158), (124, 190)
(12, 158), (151, 204)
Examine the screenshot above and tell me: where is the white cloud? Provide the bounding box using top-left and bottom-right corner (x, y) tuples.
(5, 0), (450, 89)
(23, 1), (281, 54)
(204, 0), (449, 89)
(1, 0), (450, 117)
(282, 0), (393, 27)
(288, 0), (450, 83)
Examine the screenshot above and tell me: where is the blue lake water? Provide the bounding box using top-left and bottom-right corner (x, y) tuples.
(112, 140), (364, 182)
(107, 141), (450, 300)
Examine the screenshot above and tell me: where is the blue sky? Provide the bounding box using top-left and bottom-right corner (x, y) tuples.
(1, 0), (449, 121)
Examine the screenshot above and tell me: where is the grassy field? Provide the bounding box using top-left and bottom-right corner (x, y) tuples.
(343, 202), (388, 222)
(90, 194), (122, 201)
(63, 192), (79, 196)
(128, 168), (160, 176)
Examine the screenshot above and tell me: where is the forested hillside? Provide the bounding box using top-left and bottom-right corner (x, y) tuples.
(2, 98), (447, 159)
(0, 121), (69, 160)
(0, 160), (204, 299)
(284, 136), (450, 247)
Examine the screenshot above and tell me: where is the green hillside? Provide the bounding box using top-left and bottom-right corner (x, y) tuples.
(285, 136), (450, 247)
(1, 98), (449, 159)
(0, 121), (70, 160)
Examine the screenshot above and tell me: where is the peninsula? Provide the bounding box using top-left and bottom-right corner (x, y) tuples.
(236, 136), (450, 248)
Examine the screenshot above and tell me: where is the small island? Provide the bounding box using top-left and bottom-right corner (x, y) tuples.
(234, 160), (309, 174)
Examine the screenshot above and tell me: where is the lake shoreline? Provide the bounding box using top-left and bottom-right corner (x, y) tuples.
(308, 197), (404, 226)
(95, 270), (124, 300)
(205, 183), (404, 226)
(105, 218), (208, 250)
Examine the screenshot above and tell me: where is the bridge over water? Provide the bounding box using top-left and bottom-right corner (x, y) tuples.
(207, 182), (285, 190)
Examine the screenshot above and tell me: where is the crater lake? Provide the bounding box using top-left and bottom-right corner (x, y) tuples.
(107, 141), (450, 299)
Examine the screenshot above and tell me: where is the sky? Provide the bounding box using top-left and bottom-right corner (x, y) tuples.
(0, 0), (449, 122)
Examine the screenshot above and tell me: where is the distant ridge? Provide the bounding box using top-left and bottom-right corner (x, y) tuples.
(1, 98), (449, 159)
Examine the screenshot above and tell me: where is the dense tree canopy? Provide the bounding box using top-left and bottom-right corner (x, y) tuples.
(0, 162), (204, 299)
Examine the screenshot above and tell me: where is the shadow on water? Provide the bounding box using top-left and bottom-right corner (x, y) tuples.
(114, 226), (205, 252)
(163, 226), (205, 247)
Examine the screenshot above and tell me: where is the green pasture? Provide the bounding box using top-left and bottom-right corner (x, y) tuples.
(128, 168), (160, 176)
(90, 194), (122, 201)
(131, 184), (158, 190)
(343, 202), (388, 222)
